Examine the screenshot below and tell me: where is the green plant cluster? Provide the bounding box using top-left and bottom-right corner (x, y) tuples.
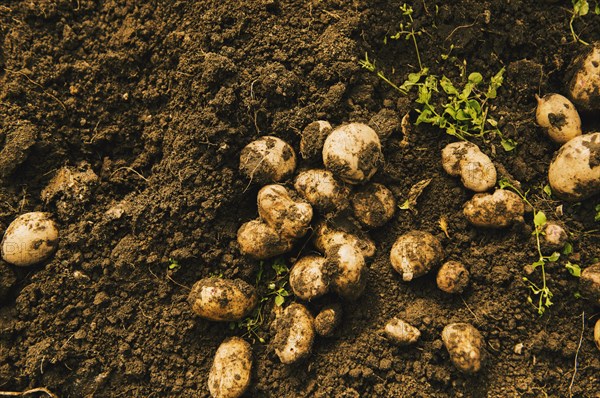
(570, 0), (600, 45)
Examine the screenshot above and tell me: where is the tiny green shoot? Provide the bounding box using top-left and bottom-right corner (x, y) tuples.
(569, 0), (600, 45)
(168, 258), (180, 271)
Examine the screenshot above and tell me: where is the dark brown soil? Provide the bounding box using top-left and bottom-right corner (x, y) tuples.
(1, 1), (600, 397)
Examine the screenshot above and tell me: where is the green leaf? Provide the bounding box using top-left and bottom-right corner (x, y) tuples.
(440, 77), (458, 95)
(562, 242), (573, 255)
(498, 178), (511, 189)
(468, 72), (483, 85)
(574, 292), (582, 299)
(565, 261), (581, 277)
(595, 204), (600, 221)
(547, 252), (560, 262)
(543, 184), (552, 197)
(501, 138), (517, 152)
(274, 295), (285, 306)
(531, 259), (545, 269)
(534, 211), (547, 228)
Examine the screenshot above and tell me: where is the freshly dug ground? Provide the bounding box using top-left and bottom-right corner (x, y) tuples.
(1, 0), (600, 397)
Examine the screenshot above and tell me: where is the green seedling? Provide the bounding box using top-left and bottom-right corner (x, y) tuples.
(387, 3), (425, 71)
(565, 261), (582, 277)
(569, 0), (600, 45)
(168, 258), (180, 271)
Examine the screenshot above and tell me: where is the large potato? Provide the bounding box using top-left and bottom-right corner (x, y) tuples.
(390, 231), (443, 282)
(384, 318), (421, 346)
(548, 132), (600, 201)
(442, 323), (484, 374)
(326, 243), (367, 301)
(535, 94), (582, 144)
(294, 169), (350, 214)
(237, 219), (293, 260)
(257, 184), (313, 239)
(208, 337), (252, 398)
(579, 262), (600, 306)
(441, 141), (496, 192)
(463, 189), (525, 228)
(351, 183), (396, 228)
(322, 123), (383, 184)
(1, 212), (59, 267)
(188, 278), (258, 321)
(239, 136), (296, 184)
(300, 121), (332, 161)
(314, 221), (376, 259)
(568, 41), (600, 111)
(289, 255), (329, 301)
(273, 303), (315, 364)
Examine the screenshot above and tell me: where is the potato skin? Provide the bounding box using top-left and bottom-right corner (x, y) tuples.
(568, 42), (600, 111)
(257, 184), (313, 239)
(548, 132), (600, 201)
(535, 93), (582, 144)
(237, 219), (293, 260)
(326, 243), (367, 301)
(390, 231), (443, 282)
(351, 183), (396, 228)
(208, 337), (252, 398)
(436, 261), (470, 294)
(239, 136), (296, 184)
(294, 169), (350, 214)
(322, 123), (383, 184)
(442, 323), (484, 374)
(188, 278), (258, 322)
(289, 255), (329, 301)
(463, 189), (525, 228)
(1, 212), (59, 267)
(273, 303), (315, 364)
(579, 263), (600, 306)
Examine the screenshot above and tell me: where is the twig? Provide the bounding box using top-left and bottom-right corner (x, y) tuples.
(5, 69), (67, 112)
(0, 387), (58, 397)
(110, 167), (149, 182)
(568, 311), (585, 397)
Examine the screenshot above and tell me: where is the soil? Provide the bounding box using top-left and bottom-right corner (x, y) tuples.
(1, 1), (600, 397)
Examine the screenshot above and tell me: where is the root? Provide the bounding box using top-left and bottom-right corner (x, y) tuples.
(0, 387), (58, 397)
(568, 311), (585, 398)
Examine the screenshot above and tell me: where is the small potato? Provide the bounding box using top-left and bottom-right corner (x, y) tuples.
(535, 94), (582, 144)
(579, 262), (600, 306)
(384, 318), (420, 346)
(594, 319), (600, 352)
(541, 222), (568, 253)
(237, 219), (293, 260)
(314, 221), (376, 259)
(188, 278), (258, 321)
(1, 212), (59, 267)
(441, 142), (496, 192)
(436, 261), (470, 294)
(257, 184), (313, 239)
(548, 132), (600, 201)
(442, 323), (484, 374)
(568, 42), (600, 111)
(322, 123), (383, 184)
(390, 231), (443, 282)
(351, 183), (396, 228)
(326, 243), (367, 301)
(208, 337), (252, 398)
(239, 136), (296, 184)
(273, 303), (315, 364)
(294, 169), (350, 214)
(463, 189), (525, 228)
(315, 303), (342, 337)
(289, 255), (329, 301)
(300, 121), (332, 161)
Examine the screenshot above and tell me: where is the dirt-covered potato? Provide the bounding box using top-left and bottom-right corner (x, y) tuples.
(1, 212), (59, 267)
(257, 184), (313, 239)
(436, 260), (470, 294)
(294, 169), (350, 214)
(567, 41), (600, 111)
(237, 219), (293, 259)
(595, 319), (600, 351)
(535, 94), (582, 144)
(315, 303), (342, 337)
(273, 303), (315, 364)
(541, 222), (567, 252)
(441, 141), (496, 192)
(579, 262), (600, 305)
(548, 132), (600, 201)
(442, 323), (484, 374)
(463, 189), (525, 228)
(351, 183), (396, 228)
(188, 278), (258, 321)
(326, 243), (367, 301)
(300, 121), (332, 161)
(314, 221), (376, 259)
(289, 255), (329, 301)
(239, 136), (296, 184)
(384, 318), (421, 346)
(322, 122), (383, 184)
(208, 337), (252, 398)
(390, 231), (443, 282)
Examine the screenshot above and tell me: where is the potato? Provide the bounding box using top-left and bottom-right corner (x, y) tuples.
(442, 323), (484, 374)
(579, 262), (600, 305)
(541, 222), (567, 252)
(568, 41), (600, 111)
(535, 94), (582, 144)
(594, 319), (600, 352)
(273, 303), (315, 364)
(289, 255), (329, 301)
(314, 303), (342, 337)
(351, 183), (396, 228)
(441, 141), (496, 192)
(384, 318), (421, 346)
(257, 184), (313, 239)
(436, 261), (470, 294)
(208, 337), (252, 398)
(300, 121), (332, 161)
(322, 122), (383, 184)
(294, 169), (350, 214)
(390, 231), (443, 282)
(188, 278), (258, 321)
(463, 189), (525, 228)
(237, 219), (293, 260)
(326, 243), (367, 301)
(548, 132), (600, 201)
(239, 136), (296, 184)
(314, 221), (376, 259)
(1, 212), (59, 267)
